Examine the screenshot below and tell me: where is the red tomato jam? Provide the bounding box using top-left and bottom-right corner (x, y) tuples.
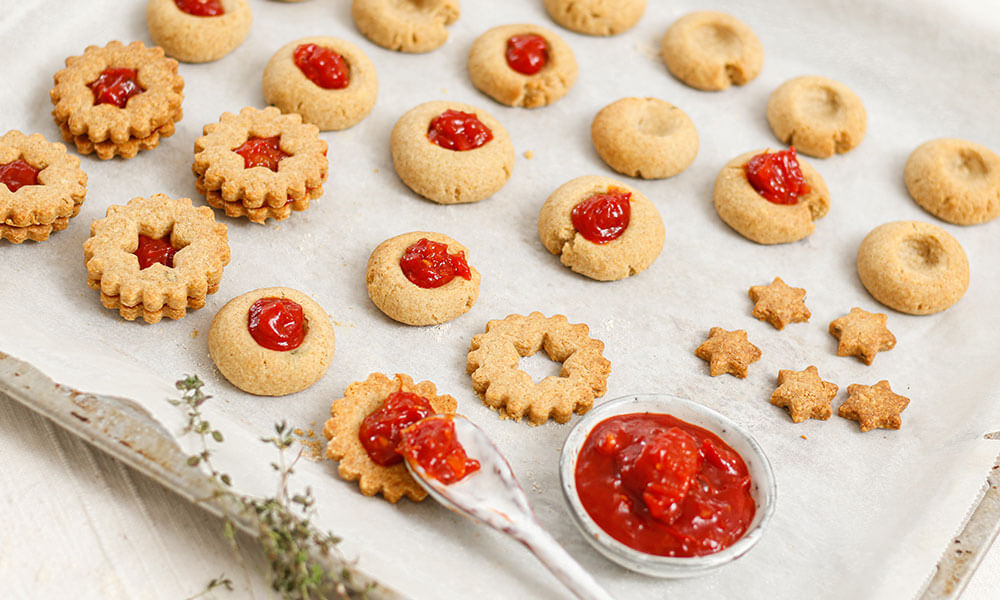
(0, 159), (40, 192)
(134, 234), (177, 270)
(570, 187), (632, 244)
(743, 147), (812, 205)
(427, 110), (493, 151)
(247, 297), (306, 352)
(233, 136), (289, 171)
(399, 238), (472, 289)
(88, 68), (145, 108)
(505, 34), (548, 75)
(359, 391), (435, 466)
(575, 413), (755, 557)
(399, 415), (480, 485)
(293, 43), (349, 90)
(174, 0), (225, 16)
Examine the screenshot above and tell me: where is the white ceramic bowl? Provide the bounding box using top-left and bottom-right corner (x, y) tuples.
(559, 393), (776, 578)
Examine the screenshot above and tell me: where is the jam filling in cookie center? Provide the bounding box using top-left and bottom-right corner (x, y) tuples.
(571, 187), (632, 243)
(743, 147), (811, 205)
(88, 68), (145, 108)
(234, 136), (289, 171)
(359, 391), (435, 466)
(400, 415), (481, 485)
(134, 234), (177, 270)
(427, 109), (494, 151)
(293, 43), (350, 90)
(174, 0), (225, 16)
(399, 238), (472, 289)
(0, 158), (41, 192)
(247, 297), (307, 351)
(505, 34), (549, 75)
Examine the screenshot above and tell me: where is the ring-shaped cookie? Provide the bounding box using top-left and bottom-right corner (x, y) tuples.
(857, 221), (969, 315)
(538, 175), (665, 280)
(904, 138), (1000, 225)
(366, 231), (481, 326)
(146, 0), (252, 63)
(263, 37), (378, 131)
(352, 0), (459, 53)
(208, 287), (336, 396)
(466, 312), (611, 425)
(467, 23), (578, 108)
(767, 75), (867, 158)
(590, 98), (698, 179)
(543, 0), (645, 36)
(390, 100), (514, 204)
(713, 149), (830, 244)
(660, 11), (763, 92)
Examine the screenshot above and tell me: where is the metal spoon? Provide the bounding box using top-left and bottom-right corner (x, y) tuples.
(403, 415), (616, 600)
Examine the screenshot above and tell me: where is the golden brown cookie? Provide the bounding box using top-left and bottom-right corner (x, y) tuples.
(0, 130), (87, 244)
(767, 76), (866, 158)
(748, 277), (810, 330)
(50, 41), (184, 160)
(695, 327), (761, 378)
(323, 373), (457, 502)
(467, 24), (577, 109)
(856, 221), (969, 315)
(839, 380), (909, 432)
(713, 149), (830, 244)
(467, 312), (610, 425)
(366, 231), (481, 326)
(352, 0), (459, 53)
(390, 100), (514, 204)
(660, 11), (763, 92)
(83, 194), (230, 323)
(770, 366), (838, 423)
(193, 106), (328, 223)
(543, 0), (645, 36)
(828, 307), (896, 365)
(904, 138), (1000, 225)
(146, 0), (252, 63)
(591, 97), (698, 179)
(537, 175), (665, 281)
(208, 287), (335, 396)
(262, 36), (378, 131)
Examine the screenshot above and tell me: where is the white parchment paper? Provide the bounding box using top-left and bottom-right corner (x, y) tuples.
(2, 1), (1000, 598)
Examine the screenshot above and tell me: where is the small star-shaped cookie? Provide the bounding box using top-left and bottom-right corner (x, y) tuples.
(828, 307), (896, 365)
(748, 277), (811, 330)
(770, 366), (839, 423)
(838, 380), (909, 432)
(695, 327), (762, 378)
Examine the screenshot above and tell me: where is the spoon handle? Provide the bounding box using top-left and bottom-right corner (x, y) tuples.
(515, 519), (617, 600)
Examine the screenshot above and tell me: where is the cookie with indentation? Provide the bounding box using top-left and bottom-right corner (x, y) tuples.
(467, 312), (610, 425)
(146, 0), (252, 63)
(262, 36), (378, 131)
(352, 0), (459, 53)
(767, 76), (866, 158)
(857, 221), (969, 315)
(660, 11), (763, 91)
(544, 0), (645, 36)
(904, 138), (1000, 225)
(591, 97), (698, 179)
(324, 373), (457, 502)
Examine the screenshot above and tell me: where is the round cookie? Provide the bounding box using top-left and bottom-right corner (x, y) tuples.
(352, 0), (459, 53)
(366, 231), (481, 326)
(660, 11), (763, 92)
(538, 175), (665, 281)
(146, 0), (252, 63)
(904, 138), (1000, 225)
(208, 287), (335, 396)
(767, 76), (866, 158)
(857, 221), (969, 315)
(591, 97), (698, 179)
(713, 149), (830, 244)
(543, 0), (645, 36)
(263, 37), (378, 131)
(467, 24), (577, 109)
(390, 100), (514, 204)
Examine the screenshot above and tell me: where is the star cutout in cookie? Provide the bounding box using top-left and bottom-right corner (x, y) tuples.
(695, 327), (762, 378)
(770, 366), (839, 423)
(748, 277), (811, 330)
(828, 307), (896, 365)
(838, 380), (909, 432)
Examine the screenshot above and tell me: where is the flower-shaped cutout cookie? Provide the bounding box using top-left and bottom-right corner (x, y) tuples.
(748, 276), (811, 330)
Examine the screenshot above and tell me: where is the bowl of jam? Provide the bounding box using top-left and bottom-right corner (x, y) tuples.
(559, 394), (776, 578)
